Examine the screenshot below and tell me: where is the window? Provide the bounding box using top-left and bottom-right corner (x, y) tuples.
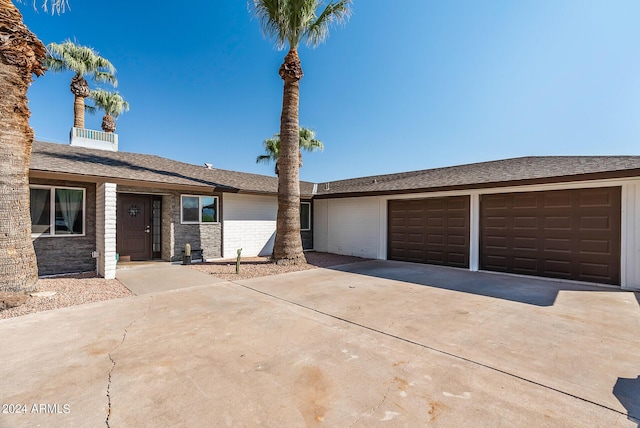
(300, 202), (311, 231)
(181, 195), (218, 224)
(30, 186), (85, 236)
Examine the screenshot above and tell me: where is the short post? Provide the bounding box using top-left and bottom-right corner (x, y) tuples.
(182, 243), (192, 265)
(236, 248), (242, 274)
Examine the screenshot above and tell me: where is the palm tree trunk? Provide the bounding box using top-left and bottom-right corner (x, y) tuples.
(73, 95), (85, 128)
(0, 0), (46, 291)
(70, 75), (90, 128)
(272, 48), (306, 265)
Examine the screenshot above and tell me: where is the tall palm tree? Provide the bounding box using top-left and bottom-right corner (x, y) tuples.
(86, 89), (130, 133)
(256, 127), (324, 175)
(45, 40), (117, 129)
(251, 0), (351, 265)
(0, 0), (65, 292)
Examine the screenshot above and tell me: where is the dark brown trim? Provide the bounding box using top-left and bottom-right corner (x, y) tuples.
(312, 169), (640, 199)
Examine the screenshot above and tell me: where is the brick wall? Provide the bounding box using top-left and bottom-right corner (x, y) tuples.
(30, 179), (97, 276)
(116, 185), (222, 262)
(96, 183), (117, 279)
(222, 193), (277, 258)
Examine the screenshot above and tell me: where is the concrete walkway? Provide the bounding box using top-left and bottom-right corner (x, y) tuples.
(0, 261), (638, 427)
(116, 262), (225, 295)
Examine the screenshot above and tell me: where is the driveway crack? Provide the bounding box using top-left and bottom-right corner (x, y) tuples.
(349, 383), (391, 427)
(105, 297), (154, 428)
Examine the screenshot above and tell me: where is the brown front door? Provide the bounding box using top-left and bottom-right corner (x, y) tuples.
(117, 194), (153, 261)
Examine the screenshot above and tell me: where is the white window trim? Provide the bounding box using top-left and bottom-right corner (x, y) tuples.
(30, 185), (86, 238)
(300, 201), (312, 231)
(181, 195), (219, 224)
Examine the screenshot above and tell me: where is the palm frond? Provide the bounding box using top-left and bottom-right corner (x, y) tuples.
(250, 0), (351, 50)
(41, 0), (70, 14)
(299, 127), (324, 152)
(16, 0), (70, 14)
(46, 40), (117, 85)
(88, 89), (129, 118)
(305, 0), (352, 47)
(256, 154), (274, 164)
(250, 0), (288, 50)
(256, 126), (322, 167)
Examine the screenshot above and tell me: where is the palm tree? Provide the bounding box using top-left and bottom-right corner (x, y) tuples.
(45, 40), (117, 129)
(86, 89), (130, 133)
(251, 0), (352, 265)
(256, 127), (324, 175)
(0, 0), (66, 292)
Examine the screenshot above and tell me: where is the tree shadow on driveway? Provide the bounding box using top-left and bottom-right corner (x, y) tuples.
(331, 259), (630, 307)
(613, 376), (640, 427)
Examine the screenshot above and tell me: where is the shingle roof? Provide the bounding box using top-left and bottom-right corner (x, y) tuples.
(30, 142), (640, 199)
(314, 156), (640, 197)
(30, 141), (316, 197)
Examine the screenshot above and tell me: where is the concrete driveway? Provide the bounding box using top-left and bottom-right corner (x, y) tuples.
(0, 260), (638, 427)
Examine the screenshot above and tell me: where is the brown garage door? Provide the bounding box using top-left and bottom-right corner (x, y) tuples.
(480, 187), (621, 285)
(388, 196), (470, 268)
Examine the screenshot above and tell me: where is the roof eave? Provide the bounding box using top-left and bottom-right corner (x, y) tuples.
(312, 169), (640, 199)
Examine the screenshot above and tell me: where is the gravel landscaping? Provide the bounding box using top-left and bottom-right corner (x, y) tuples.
(0, 273), (133, 320)
(190, 251), (370, 281)
(0, 252), (369, 319)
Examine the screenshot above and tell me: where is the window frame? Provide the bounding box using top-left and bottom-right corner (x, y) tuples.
(300, 201), (312, 231)
(180, 195), (219, 224)
(30, 185), (86, 238)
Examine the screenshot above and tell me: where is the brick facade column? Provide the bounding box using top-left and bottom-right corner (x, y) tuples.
(96, 183), (117, 279)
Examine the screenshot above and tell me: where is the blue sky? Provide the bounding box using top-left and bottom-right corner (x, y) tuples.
(20, 1), (640, 183)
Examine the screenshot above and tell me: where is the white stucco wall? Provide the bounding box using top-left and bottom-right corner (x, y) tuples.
(622, 181), (640, 290)
(222, 193), (277, 258)
(313, 178), (640, 290)
(314, 197), (382, 259)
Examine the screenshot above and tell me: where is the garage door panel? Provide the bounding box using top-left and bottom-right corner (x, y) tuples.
(388, 196), (470, 268)
(580, 216), (612, 231)
(484, 196), (509, 209)
(544, 216), (572, 230)
(544, 259), (572, 276)
(427, 218), (443, 227)
(447, 253), (467, 267)
(579, 239), (611, 254)
(448, 217), (466, 228)
(513, 194), (538, 208)
(448, 235), (467, 246)
(408, 233), (424, 243)
(544, 191), (573, 208)
(513, 216), (537, 229)
(543, 238), (572, 252)
(484, 255), (508, 270)
(513, 237), (536, 250)
(485, 235), (508, 249)
(579, 190), (614, 207)
(427, 234), (443, 244)
(513, 257), (538, 273)
(426, 251), (444, 263)
(446, 198), (468, 210)
(580, 263), (613, 282)
(485, 216), (508, 228)
(480, 187), (620, 285)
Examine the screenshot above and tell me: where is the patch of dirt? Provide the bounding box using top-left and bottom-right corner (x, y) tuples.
(0, 272), (133, 320)
(190, 251), (370, 281)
